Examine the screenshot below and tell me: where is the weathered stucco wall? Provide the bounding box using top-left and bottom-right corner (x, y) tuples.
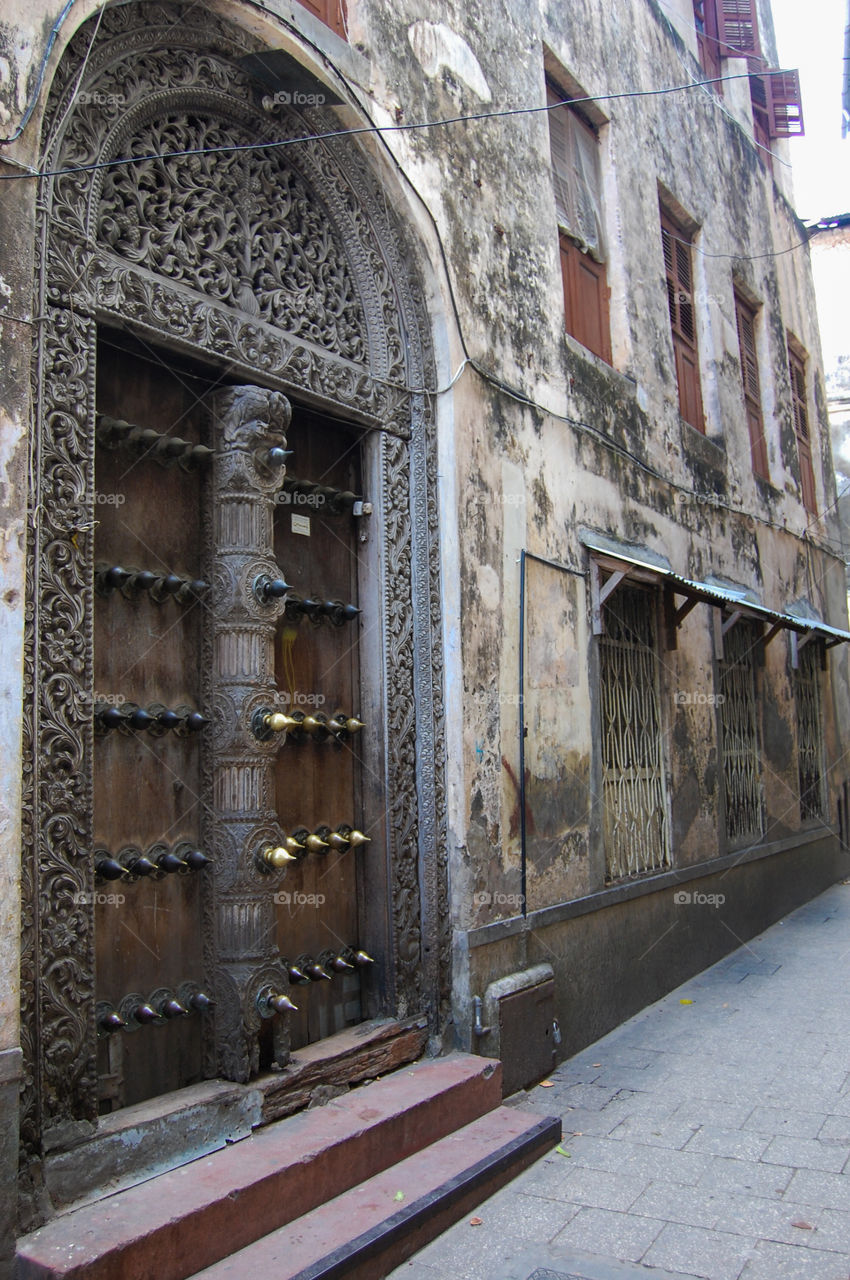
(345, 0), (847, 1046)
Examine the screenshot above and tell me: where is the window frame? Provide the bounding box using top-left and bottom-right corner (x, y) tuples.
(733, 290), (769, 480)
(661, 208), (705, 432)
(547, 80), (612, 365)
(297, 0), (347, 38)
(787, 339), (817, 515)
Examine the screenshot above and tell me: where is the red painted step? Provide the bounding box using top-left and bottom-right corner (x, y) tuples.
(190, 1108), (561, 1280)
(16, 1054), (502, 1280)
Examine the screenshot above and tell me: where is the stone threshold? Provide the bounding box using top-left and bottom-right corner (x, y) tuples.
(39, 1015), (429, 1221)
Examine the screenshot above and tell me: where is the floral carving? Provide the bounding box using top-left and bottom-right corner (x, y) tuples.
(97, 116), (367, 363)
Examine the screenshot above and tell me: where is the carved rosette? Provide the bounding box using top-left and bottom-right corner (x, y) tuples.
(207, 386), (294, 1081)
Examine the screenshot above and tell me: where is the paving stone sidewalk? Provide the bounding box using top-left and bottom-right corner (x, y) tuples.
(389, 882), (850, 1280)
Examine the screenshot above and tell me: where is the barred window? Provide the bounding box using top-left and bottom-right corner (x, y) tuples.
(719, 620), (764, 841)
(796, 640), (826, 822)
(599, 583), (670, 880)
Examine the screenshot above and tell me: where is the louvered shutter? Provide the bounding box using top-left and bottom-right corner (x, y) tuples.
(766, 70), (804, 136)
(718, 0), (761, 58)
(547, 87), (604, 262)
(661, 212), (704, 432)
(734, 293), (769, 478)
(788, 344), (817, 513)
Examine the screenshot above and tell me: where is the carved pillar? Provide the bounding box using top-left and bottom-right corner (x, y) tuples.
(206, 386), (294, 1082)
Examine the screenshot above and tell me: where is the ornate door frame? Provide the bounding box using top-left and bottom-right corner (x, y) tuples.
(21, 0), (448, 1161)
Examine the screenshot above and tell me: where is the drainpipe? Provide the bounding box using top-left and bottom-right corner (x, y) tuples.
(518, 549), (527, 918)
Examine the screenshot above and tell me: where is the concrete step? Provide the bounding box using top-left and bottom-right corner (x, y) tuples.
(190, 1108), (561, 1280)
(16, 1054), (502, 1280)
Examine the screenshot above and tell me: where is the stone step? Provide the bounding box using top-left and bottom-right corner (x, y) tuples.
(190, 1108), (561, 1280)
(16, 1054), (502, 1280)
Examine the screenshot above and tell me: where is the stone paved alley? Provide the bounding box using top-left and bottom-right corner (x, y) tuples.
(390, 883), (850, 1280)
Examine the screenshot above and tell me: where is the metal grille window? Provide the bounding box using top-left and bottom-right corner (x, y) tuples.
(599, 583), (670, 880)
(796, 640), (826, 822)
(719, 621), (764, 840)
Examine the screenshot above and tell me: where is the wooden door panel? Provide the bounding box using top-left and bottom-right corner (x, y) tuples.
(93, 339), (211, 1108)
(272, 412), (367, 1049)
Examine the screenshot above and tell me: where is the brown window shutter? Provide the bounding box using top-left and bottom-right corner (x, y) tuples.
(694, 0), (724, 84)
(661, 211), (704, 431)
(734, 293), (768, 479)
(718, 0), (761, 58)
(788, 343), (817, 514)
(559, 232), (612, 364)
(299, 0), (347, 38)
(765, 69), (805, 137)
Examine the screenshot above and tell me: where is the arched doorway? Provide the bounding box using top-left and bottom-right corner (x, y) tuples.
(21, 0), (448, 1173)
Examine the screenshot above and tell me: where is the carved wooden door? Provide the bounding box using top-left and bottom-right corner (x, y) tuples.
(93, 338), (215, 1109)
(91, 337), (374, 1108)
(270, 406), (372, 1054)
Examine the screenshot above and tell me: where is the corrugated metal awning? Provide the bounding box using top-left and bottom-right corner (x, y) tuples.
(580, 529), (850, 648)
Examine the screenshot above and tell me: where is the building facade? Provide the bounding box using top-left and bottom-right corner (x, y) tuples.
(1, 0), (847, 1267)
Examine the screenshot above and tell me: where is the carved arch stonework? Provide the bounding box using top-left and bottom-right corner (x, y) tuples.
(21, 0), (449, 1161)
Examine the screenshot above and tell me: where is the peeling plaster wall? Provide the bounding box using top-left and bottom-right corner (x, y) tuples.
(347, 0), (847, 1048)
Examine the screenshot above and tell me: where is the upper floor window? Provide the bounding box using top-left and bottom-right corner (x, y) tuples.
(788, 339), (817, 515)
(547, 81), (612, 364)
(693, 0), (723, 86)
(299, 0), (347, 38)
(734, 291), (769, 479)
(661, 208), (704, 431)
(691, 1), (804, 147)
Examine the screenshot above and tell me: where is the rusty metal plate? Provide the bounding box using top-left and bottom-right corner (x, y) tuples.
(498, 978), (556, 1096)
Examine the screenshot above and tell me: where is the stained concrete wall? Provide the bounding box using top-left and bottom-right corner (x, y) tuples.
(0, 0), (847, 1249)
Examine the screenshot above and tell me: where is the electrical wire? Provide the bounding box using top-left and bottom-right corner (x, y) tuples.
(0, 0), (76, 144)
(0, 67), (804, 182)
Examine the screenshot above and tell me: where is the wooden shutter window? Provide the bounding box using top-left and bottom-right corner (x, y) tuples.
(734, 293), (768, 479)
(299, 0), (347, 38)
(693, 0), (723, 86)
(718, 0), (761, 59)
(559, 234), (612, 364)
(788, 343), (817, 514)
(548, 84), (611, 364)
(661, 211), (704, 431)
(547, 86), (605, 260)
